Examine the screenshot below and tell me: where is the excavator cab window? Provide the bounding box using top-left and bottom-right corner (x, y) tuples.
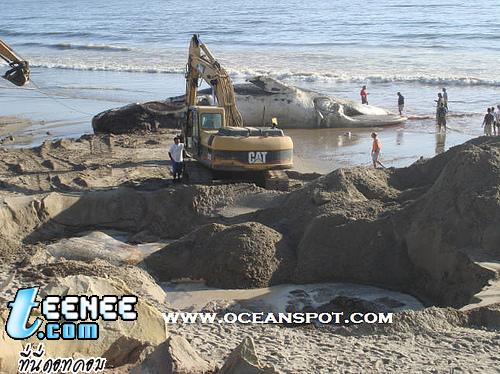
(200, 113), (222, 130)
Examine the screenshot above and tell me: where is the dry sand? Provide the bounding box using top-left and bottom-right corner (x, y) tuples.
(170, 312), (500, 374)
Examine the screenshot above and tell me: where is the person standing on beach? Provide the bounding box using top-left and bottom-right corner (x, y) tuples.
(371, 132), (382, 168)
(435, 93), (444, 107)
(435, 93), (444, 123)
(495, 104), (500, 136)
(397, 92), (405, 115)
(482, 108), (494, 136)
(168, 136), (185, 182)
(437, 103), (447, 132)
(360, 85), (368, 105)
(442, 88), (448, 109)
(492, 107), (497, 136)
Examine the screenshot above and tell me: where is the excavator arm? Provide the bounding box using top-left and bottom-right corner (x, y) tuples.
(185, 35), (243, 127)
(0, 39), (29, 86)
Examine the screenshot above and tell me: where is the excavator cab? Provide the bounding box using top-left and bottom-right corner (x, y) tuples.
(186, 105), (225, 158)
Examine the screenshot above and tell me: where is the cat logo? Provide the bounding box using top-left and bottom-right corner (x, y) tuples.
(248, 151), (268, 164)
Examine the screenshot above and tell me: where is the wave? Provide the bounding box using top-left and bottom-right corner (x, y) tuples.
(21, 42), (132, 52)
(53, 43), (131, 52)
(30, 62), (184, 74)
(273, 72), (500, 88)
(29, 62), (500, 88)
(57, 85), (133, 92)
(212, 40), (360, 47)
(0, 29), (95, 38)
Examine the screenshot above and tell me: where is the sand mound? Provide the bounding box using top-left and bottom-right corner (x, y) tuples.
(400, 138), (500, 305)
(32, 259), (168, 308)
(132, 335), (214, 374)
(0, 275), (167, 368)
(0, 179), (278, 246)
(251, 137), (500, 306)
(144, 222), (295, 288)
(465, 302), (500, 330)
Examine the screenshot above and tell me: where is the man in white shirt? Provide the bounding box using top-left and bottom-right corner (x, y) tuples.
(168, 136), (185, 182)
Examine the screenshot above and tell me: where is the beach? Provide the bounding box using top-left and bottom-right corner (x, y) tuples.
(1, 1), (500, 373)
(0, 66), (490, 172)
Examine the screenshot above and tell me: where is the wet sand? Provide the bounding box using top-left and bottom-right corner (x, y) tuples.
(289, 122), (476, 173)
(164, 281), (423, 312)
(0, 113), (481, 174)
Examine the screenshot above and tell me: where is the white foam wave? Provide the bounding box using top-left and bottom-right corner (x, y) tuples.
(30, 62), (500, 88)
(31, 62), (184, 74)
(272, 72), (500, 88)
(52, 43), (132, 52)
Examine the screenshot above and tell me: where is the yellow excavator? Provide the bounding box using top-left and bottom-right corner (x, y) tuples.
(182, 35), (293, 187)
(0, 39), (29, 86)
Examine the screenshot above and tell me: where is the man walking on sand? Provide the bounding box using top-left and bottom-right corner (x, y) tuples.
(397, 92), (405, 115)
(482, 108), (494, 136)
(360, 85), (368, 105)
(371, 132), (382, 168)
(169, 136), (185, 182)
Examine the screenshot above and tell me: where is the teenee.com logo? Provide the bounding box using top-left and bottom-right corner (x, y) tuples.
(5, 286), (138, 340)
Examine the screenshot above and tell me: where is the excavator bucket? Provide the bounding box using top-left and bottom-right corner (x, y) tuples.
(3, 63), (29, 86)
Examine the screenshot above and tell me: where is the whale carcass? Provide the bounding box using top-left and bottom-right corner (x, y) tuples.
(231, 76), (405, 128)
(92, 76), (405, 134)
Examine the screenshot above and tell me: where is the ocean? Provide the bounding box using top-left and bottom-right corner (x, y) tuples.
(1, 0), (499, 168)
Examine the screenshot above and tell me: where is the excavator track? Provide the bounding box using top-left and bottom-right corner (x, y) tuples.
(263, 169), (290, 191)
(182, 159), (213, 185)
(181, 160), (289, 191)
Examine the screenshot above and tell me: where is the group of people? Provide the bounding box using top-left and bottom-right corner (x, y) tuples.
(482, 105), (500, 136)
(360, 86), (451, 127)
(360, 86), (406, 116)
(362, 86), (452, 168)
(170, 86), (498, 178)
(434, 88), (449, 132)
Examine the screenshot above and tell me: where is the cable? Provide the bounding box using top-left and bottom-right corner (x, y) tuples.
(28, 78), (95, 116)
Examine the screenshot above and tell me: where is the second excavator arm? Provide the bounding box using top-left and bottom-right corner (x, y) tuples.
(185, 34), (243, 127)
(0, 39), (29, 86)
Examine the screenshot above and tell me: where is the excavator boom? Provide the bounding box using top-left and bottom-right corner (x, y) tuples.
(185, 35), (243, 127)
(0, 39), (29, 86)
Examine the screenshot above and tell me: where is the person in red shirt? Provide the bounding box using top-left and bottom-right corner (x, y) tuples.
(371, 132), (382, 168)
(360, 85), (368, 105)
